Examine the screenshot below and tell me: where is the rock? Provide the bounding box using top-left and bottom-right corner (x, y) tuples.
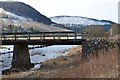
(8, 48), (10, 50)
(53, 61), (56, 64)
(40, 62), (43, 64)
(42, 54), (45, 56)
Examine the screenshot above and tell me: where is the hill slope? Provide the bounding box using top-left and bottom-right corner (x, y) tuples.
(0, 1), (52, 25)
(0, 8), (70, 33)
(50, 16), (115, 32)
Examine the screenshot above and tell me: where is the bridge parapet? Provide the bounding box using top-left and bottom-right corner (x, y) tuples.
(1, 32), (85, 45)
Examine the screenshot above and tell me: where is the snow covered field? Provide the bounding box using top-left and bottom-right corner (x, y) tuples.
(0, 45), (77, 72)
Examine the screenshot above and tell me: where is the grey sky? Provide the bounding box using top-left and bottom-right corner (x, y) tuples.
(1, 0), (119, 23)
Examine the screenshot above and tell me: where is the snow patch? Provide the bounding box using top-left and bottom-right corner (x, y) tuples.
(51, 16), (111, 26)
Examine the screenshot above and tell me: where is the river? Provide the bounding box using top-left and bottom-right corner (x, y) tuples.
(0, 45), (78, 72)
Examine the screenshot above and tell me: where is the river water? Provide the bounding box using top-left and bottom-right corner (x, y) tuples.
(0, 45), (77, 72)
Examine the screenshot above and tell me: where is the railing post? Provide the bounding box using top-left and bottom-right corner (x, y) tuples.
(0, 33), (2, 40)
(3, 34), (5, 40)
(57, 32), (60, 41)
(39, 33), (41, 40)
(41, 33), (42, 41)
(74, 33), (76, 42)
(53, 33), (55, 39)
(66, 33), (68, 39)
(28, 33), (30, 40)
(59, 32), (60, 40)
(14, 33), (16, 41)
(0, 36), (1, 41)
(43, 32), (45, 40)
(42, 32), (45, 41)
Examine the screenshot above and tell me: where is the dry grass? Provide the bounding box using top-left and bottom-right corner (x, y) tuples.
(66, 45), (82, 56)
(2, 46), (118, 79)
(39, 46), (82, 71)
(40, 48), (118, 78)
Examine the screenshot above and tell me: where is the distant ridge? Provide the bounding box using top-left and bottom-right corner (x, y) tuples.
(50, 16), (116, 32)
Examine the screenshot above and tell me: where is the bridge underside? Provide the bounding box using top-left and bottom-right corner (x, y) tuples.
(2, 39), (85, 70)
(2, 39), (83, 45)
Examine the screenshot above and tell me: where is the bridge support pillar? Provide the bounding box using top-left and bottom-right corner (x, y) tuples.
(12, 43), (33, 70)
(82, 40), (89, 60)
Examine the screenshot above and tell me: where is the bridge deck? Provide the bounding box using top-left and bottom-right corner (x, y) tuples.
(1, 32), (85, 45)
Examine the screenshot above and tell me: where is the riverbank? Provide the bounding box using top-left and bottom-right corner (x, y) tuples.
(2, 46), (118, 79)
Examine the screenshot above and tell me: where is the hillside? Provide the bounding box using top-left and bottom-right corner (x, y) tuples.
(107, 24), (119, 36)
(0, 1), (52, 25)
(0, 8), (70, 32)
(50, 16), (115, 32)
(82, 25), (105, 37)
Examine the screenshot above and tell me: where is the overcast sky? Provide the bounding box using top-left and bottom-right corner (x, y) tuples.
(1, 0), (119, 23)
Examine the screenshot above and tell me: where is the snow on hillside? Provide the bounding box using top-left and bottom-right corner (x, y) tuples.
(0, 8), (28, 21)
(50, 16), (111, 26)
(0, 8), (32, 27)
(0, 8), (70, 32)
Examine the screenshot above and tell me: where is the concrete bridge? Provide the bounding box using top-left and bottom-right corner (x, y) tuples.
(1, 32), (86, 70)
